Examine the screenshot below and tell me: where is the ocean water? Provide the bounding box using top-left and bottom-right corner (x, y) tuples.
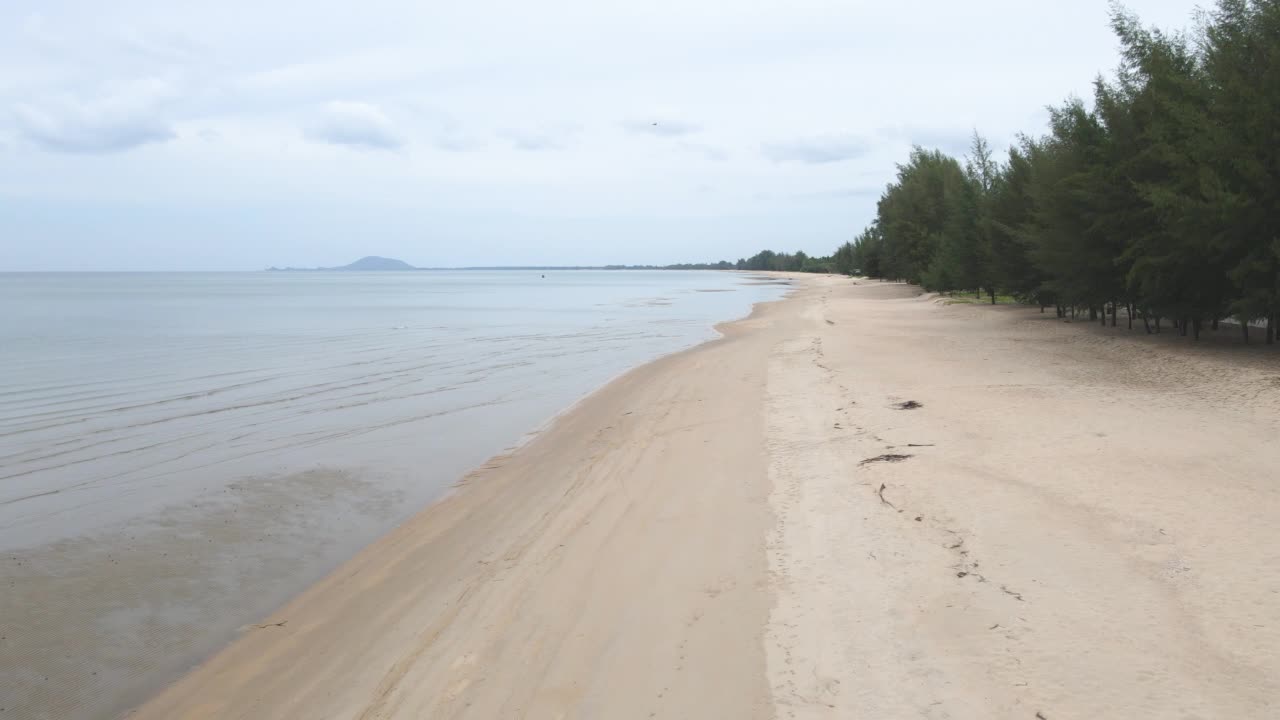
(0, 269), (788, 720)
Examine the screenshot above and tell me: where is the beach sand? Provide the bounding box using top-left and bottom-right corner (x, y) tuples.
(129, 274), (1280, 719)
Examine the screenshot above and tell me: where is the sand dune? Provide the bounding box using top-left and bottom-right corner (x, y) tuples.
(130, 274), (1280, 719)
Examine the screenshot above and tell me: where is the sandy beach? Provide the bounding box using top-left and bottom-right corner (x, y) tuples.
(129, 273), (1280, 719)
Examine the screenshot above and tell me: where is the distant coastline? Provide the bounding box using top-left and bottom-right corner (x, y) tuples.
(267, 249), (839, 274)
(267, 256), (748, 272)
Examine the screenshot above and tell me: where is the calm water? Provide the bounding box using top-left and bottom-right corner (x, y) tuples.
(0, 270), (788, 720)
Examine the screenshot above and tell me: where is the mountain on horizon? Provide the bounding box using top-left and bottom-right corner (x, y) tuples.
(337, 256), (417, 271)
(267, 256), (418, 271)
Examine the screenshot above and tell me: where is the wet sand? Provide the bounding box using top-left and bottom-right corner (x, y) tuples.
(130, 275), (1280, 719)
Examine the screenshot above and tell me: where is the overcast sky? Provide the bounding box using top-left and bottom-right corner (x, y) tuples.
(1, 0), (1200, 270)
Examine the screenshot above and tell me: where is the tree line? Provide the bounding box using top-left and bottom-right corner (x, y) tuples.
(732, 249), (834, 273)
(668, 249), (835, 273)
(833, 0), (1280, 343)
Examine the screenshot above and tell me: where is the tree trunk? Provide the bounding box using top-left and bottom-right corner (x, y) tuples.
(1192, 317), (1202, 340)
(1268, 313), (1276, 345)
(1127, 303), (1134, 330)
(1111, 301), (1117, 327)
(990, 288), (996, 305)
(1242, 320), (1250, 344)
(1142, 310), (1152, 334)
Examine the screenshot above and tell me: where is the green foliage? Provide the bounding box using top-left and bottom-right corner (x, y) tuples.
(1202, 0), (1280, 325)
(734, 249), (831, 273)
(672, 251), (833, 273)
(986, 140), (1045, 303)
(832, 241), (857, 275)
(876, 148), (969, 284)
(839, 225), (883, 276)
(923, 132), (996, 294)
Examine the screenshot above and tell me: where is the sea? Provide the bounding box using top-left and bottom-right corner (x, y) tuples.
(0, 269), (789, 720)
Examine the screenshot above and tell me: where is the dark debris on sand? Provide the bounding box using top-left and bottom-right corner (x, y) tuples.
(860, 454), (913, 465)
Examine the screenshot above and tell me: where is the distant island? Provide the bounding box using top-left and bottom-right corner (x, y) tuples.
(267, 256), (419, 271)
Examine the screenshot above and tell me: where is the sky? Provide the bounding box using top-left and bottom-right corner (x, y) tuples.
(1, 0), (1202, 271)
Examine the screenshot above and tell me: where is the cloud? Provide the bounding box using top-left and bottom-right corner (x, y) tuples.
(762, 134), (869, 164)
(20, 12), (69, 55)
(898, 126), (975, 157)
(678, 142), (728, 161)
(499, 126), (575, 151)
(0, 0), (1206, 270)
(14, 79), (177, 154)
(793, 187), (883, 200)
(305, 101), (406, 151)
(391, 103), (483, 152)
(117, 27), (206, 66)
(624, 119), (702, 137)
(433, 132), (485, 152)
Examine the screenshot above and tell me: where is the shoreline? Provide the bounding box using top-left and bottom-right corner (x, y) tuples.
(3, 269), (792, 720)
(500, 274), (797, 467)
(127, 272), (814, 719)
(130, 274), (1280, 718)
